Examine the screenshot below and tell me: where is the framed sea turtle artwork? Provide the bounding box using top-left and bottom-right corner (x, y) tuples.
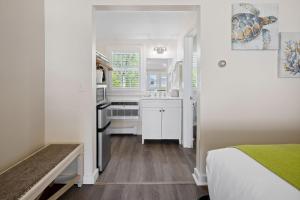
(278, 32), (300, 78)
(232, 3), (279, 50)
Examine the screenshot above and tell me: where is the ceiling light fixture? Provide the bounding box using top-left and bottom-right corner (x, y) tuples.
(154, 47), (167, 54)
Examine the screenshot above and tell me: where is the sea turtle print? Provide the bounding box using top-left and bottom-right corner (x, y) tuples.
(232, 3), (278, 50)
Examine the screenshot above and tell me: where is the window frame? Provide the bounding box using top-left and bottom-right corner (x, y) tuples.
(108, 47), (141, 92)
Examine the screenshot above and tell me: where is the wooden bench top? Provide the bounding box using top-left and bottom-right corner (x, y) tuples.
(0, 144), (80, 200)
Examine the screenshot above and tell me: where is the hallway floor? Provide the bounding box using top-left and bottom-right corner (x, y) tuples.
(60, 135), (207, 200)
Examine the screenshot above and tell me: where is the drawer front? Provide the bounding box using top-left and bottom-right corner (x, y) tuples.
(141, 99), (182, 108)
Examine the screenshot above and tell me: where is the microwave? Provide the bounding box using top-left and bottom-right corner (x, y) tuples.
(96, 85), (107, 105)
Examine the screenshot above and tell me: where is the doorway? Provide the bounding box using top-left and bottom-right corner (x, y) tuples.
(91, 4), (202, 193)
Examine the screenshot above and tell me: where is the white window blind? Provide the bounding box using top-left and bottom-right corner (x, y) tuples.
(111, 51), (140, 89)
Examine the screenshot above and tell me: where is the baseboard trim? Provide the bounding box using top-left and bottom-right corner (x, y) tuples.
(192, 168), (207, 186)
(83, 169), (99, 184)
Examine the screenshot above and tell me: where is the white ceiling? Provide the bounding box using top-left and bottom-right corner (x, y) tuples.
(95, 11), (197, 40)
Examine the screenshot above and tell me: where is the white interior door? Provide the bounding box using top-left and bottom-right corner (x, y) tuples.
(182, 36), (194, 148)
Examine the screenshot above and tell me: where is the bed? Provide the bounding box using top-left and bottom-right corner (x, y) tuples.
(206, 147), (300, 200)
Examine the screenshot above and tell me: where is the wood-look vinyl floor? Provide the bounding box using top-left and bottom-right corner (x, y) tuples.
(59, 135), (206, 200)
(59, 184), (207, 200)
(97, 135), (196, 184)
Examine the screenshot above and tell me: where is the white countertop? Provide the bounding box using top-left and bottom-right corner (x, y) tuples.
(140, 96), (183, 100)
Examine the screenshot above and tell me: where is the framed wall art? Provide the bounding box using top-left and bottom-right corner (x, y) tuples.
(278, 32), (300, 78)
(232, 3), (279, 50)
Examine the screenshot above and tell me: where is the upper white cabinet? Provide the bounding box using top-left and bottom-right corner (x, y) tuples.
(141, 99), (182, 144)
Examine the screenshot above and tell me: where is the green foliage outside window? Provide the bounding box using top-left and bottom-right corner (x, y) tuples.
(111, 52), (140, 88)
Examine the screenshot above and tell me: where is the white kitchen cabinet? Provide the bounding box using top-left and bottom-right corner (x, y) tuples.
(161, 107), (181, 140)
(141, 99), (182, 144)
(141, 107), (162, 140)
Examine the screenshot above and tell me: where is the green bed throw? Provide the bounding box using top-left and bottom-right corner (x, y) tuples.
(235, 144), (300, 190)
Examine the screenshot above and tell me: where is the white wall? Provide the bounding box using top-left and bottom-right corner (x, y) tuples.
(95, 10), (196, 40)
(45, 0), (96, 183)
(0, 0), (45, 171)
(96, 39), (178, 96)
(97, 39), (178, 135)
(198, 0), (300, 180)
(44, 1), (192, 183)
(44, 0), (300, 184)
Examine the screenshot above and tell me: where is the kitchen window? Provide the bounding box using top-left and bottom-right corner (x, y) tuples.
(111, 51), (140, 89)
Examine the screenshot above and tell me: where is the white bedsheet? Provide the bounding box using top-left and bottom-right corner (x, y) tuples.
(206, 148), (300, 200)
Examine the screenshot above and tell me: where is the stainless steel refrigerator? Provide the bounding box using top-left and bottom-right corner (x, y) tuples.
(96, 102), (111, 172)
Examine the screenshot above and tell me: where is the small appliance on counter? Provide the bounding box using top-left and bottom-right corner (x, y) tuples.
(96, 68), (104, 84)
(96, 84), (107, 106)
(169, 89), (179, 97)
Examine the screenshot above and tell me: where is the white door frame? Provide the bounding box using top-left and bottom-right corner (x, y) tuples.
(182, 35), (194, 148)
(91, 3), (201, 183)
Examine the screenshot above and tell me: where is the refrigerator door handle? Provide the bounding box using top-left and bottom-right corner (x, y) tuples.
(97, 121), (111, 133)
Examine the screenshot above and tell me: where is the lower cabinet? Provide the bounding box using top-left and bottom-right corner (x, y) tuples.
(141, 107), (162, 140)
(141, 99), (182, 144)
(161, 107), (181, 140)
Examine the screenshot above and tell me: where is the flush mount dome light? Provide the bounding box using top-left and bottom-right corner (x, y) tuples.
(154, 47), (167, 54)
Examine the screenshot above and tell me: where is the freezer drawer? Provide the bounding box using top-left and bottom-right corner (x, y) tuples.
(97, 103), (111, 129)
(97, 122), (111, 172)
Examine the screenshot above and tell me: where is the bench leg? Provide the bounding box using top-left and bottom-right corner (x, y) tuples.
(48, 176), (79, 200)
(77, 152), (84, 187)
